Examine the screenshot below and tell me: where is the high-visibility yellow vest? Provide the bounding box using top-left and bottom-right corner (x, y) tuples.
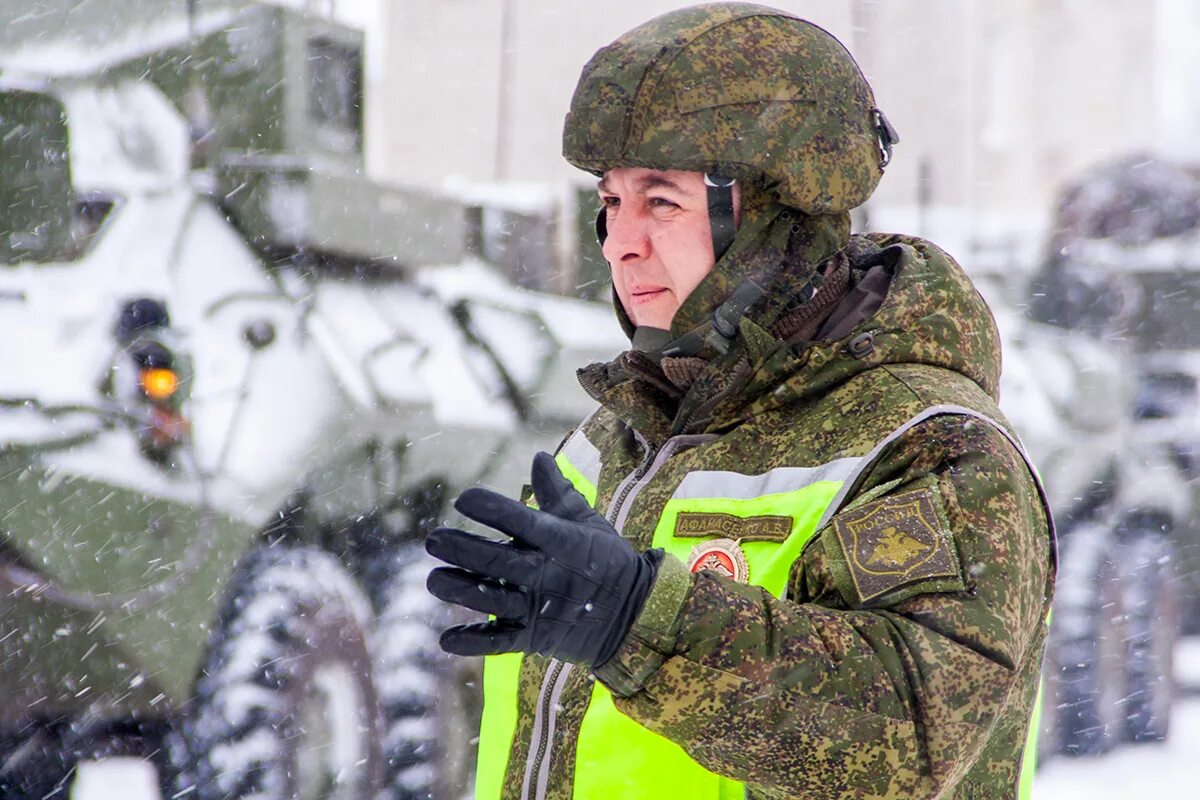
(475, 406), (1048, 800)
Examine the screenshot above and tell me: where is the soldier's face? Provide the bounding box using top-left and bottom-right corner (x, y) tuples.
(599, 168), (738, 330)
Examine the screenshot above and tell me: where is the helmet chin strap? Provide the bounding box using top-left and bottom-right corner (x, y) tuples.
(704, 174), (737, 262)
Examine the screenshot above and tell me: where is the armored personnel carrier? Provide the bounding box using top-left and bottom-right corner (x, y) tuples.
(1032, 154), (1200, 628)
(0, 1), (623, 798)
(980, 277), (1187, 760)
(1003, 154), (1200, 758)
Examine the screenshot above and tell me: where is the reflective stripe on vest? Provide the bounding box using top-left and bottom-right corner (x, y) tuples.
(573, 455), (862, 799)
(554, 427), (601, 507)
(475, 405), (1052, 800)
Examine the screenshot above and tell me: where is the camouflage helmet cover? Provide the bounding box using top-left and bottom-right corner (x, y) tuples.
(563, 2), (889, 214)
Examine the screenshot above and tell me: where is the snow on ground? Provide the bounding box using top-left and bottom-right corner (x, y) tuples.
(75, 639), (1200, 799)
(1034, 699), (1200, 799)
(1034, 636), (1200, 799)
(72, 758), (161, 800)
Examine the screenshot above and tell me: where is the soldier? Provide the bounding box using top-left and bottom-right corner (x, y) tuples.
(426, 3), (1055, 799)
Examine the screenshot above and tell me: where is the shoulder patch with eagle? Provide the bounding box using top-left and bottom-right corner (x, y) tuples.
(826, 485), (965, 607)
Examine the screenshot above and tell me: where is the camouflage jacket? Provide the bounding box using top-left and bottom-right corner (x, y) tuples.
(494, 234), (1054, 800)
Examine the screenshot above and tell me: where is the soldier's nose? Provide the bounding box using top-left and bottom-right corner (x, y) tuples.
(602, 215), (652, 263)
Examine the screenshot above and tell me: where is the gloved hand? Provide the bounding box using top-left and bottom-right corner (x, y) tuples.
(426, 451), (662, 668)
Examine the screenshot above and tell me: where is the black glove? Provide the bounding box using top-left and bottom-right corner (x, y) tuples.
(425, 451), (662, 667)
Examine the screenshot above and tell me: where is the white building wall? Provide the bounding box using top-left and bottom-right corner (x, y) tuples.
(1154, 0), (1200, 160)
(348, 0), (1198, 275)
(856, 0), (1168, 270)
(370, 1), (854, 187)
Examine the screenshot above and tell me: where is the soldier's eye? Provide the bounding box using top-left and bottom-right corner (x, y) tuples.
(600, 195), (620, 209)
(652, 197), (681, 215)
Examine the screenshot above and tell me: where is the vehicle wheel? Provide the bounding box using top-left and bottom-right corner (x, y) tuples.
(372, 541), (479, 800)
(1049, 524), (1127, 756)
(1120, 530), (1179, 742)
(0, 728), (75, 800)
(171, 545), (383, 800)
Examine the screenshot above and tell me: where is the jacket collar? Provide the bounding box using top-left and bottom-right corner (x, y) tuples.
(581, 233), (1002, 447)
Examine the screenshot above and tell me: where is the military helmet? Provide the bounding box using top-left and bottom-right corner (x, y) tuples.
(563, 2), (896, 215)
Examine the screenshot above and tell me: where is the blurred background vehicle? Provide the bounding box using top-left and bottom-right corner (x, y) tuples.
(1017, 155), (1200, 758)
(980, 268), (1188, 760)
(0, 2), (622, 798)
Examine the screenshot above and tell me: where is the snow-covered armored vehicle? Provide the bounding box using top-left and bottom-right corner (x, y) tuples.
(0, 1), (622, 798)
(993, 154), (1200, 758)
(1032, 154), (1200, 627)
(978, 277), (1187, 760)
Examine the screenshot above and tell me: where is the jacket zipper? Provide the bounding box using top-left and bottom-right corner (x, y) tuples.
(527, 661), (563, 792)
(521, 430), (718, 796)
(611, 434), (717, 534)
(606, 433), (655, 527)
(521, 434), (656, 799)
(521, 659), (573, 800)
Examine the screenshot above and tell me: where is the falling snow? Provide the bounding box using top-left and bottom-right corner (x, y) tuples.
(5, 1), (1200, 798)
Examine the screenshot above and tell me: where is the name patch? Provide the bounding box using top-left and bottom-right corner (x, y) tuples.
(674, 511), (792, 542)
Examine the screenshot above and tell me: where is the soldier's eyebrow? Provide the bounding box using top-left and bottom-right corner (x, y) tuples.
(596, 174), (696, 196)
(635, 174), (694, 195)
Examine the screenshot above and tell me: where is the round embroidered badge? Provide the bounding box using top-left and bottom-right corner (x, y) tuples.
(686, 538), (749, 583)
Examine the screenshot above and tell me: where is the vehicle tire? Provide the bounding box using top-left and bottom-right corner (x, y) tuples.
(1048, 524), (1128, 756)
(371, 540), (479, 800)
(0, 728), (75, 800)
(170, 545), (383, 800)
(1119, 530), (1179, 742)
